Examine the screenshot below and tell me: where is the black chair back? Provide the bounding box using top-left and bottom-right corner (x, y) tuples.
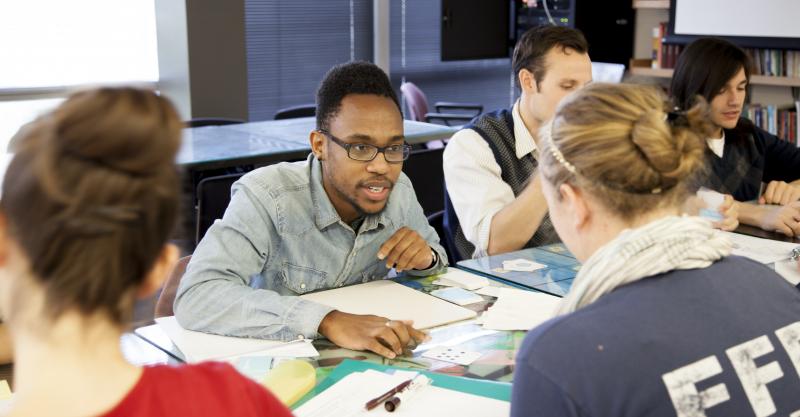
(402, 147), (445, 216)
(274, 104), (316, 120)
(196, 173), (245, 244)
(185, 117), (245, 128)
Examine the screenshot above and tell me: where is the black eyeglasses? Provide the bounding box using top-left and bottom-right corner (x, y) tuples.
(319, 130), (411, 163)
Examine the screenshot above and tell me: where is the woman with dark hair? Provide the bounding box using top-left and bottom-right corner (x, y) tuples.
(0, 88), (293, 417)
(671, 37), (800, 236)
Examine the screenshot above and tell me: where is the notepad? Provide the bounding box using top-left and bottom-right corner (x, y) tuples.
(299, 280), (477, 329)
(154, 316), (319, 363)
(293, 370), (509, 417)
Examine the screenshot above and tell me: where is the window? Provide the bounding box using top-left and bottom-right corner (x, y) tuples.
(244, 0), (373, 121)
(0, 0), (159, 150)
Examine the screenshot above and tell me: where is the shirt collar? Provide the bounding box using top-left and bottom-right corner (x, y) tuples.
(309, 155), (390, 232)
(512, 100), (538, 160)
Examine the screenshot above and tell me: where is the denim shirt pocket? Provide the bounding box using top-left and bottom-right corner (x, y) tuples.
(281, 263), (329, 294)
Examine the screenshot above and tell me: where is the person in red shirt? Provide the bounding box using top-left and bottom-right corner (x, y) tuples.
(0, 88), (294, 417)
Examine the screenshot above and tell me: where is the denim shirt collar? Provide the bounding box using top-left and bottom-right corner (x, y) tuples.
(309, 155), (391, 232)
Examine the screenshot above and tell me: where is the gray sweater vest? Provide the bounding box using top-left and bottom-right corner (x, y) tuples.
(445, 109), (558, 260)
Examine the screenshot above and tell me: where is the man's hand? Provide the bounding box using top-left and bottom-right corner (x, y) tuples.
(713, 194), (739, 231)
(377, 227), (433, 272)
(318, 310), (428, 358)
(758, 201), (800, 236)
(759, 181), (800, 206)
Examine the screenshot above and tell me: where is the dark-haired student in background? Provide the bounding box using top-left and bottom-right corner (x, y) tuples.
(671, 37), (800, 236)
(0, 88), (293, 416)
(175, 62), (447, 359)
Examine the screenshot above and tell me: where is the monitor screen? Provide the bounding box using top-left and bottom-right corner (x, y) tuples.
(441, 0), (512, 61)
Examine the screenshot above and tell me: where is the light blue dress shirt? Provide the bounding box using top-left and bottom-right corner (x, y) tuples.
(174, 154), (447, 340)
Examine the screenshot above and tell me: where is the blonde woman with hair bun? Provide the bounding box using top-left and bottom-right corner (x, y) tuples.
(510, 83), (800, 417)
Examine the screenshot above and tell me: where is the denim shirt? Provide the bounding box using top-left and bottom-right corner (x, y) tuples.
(174, 154), (447, 340)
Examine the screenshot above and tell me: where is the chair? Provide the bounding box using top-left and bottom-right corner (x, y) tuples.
(274, 104), (316, 120)
(400, 82), (483, 126)
(402, 147), (445, 216)
(427, 211), (456, 266)
(195, 172), (246, 245)
(154, 255), (192, 318)
(185, 117), (245, 128)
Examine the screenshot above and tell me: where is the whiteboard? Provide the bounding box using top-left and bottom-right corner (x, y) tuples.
(674, 0), (800, 39)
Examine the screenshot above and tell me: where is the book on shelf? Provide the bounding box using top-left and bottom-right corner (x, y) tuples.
(744, 48), (799, 77)
(744, 103), (799, 146)
(651, 22), (666, 69)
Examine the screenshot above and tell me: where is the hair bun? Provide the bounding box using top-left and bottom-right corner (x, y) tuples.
(47, 88), (182, 177)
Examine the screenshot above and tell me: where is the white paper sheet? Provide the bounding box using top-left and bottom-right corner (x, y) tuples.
(481, 288), (561, 331)
(294, 370), (509, 417)
(432, 268), (490, 290)
(720, 231), (799, 264)
(154, 316), (318, 363)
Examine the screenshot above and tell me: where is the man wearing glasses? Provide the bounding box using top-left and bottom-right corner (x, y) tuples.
(175, 62), (447, 359)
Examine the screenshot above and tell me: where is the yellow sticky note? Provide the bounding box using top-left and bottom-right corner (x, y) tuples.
(0, 380), (11, 400)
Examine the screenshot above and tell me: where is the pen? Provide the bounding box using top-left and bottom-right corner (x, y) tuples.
(364, 379), (412, 411)
(384, 374), (432, 412)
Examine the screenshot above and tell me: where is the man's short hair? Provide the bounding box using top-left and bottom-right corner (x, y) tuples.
(512, 25), (589, 88)
(316, 61), (401, 131)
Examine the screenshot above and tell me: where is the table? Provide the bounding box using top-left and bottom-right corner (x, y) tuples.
(735, 223), (800, 243)
(135, 275), (524, 384)
(177, 118), (458, 170)
(456, 243), (580, 297)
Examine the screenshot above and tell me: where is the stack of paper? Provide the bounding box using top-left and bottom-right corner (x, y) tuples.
(294, 370), (509, 417)
(478, 288), (561, 331)
(154, 316), (318, 363)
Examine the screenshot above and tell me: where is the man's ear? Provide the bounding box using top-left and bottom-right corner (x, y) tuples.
(518, 69), (539, 94)
(137, 243), (179, 299)
(559, 183), (590, 231)
(310, 130), (327, 161)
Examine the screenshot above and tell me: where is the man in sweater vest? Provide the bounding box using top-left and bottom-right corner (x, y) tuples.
(443, 26), (592, 260)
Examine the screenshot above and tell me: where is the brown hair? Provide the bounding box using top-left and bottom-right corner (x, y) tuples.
(512, 25), (588, 89)
(1, 88), (183, 324)
(540, 83), (713, 218)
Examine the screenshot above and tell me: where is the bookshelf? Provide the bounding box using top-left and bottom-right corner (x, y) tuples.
(632, 0), (668, 9)
(629, 67), (800, 88)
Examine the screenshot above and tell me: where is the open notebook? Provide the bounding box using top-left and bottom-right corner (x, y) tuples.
(300, 280), (477, 329)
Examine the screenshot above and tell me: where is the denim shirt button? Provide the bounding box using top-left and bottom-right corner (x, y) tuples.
(300, 283), (306, 289)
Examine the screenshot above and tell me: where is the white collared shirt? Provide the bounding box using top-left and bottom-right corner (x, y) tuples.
(442, 101), (538, 258)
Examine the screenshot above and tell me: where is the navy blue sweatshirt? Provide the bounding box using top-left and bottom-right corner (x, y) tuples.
(511, 256), (800, 417)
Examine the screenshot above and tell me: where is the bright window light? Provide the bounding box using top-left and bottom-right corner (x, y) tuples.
(0, 98), (64, 152)
(0, 0), (159, 89)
